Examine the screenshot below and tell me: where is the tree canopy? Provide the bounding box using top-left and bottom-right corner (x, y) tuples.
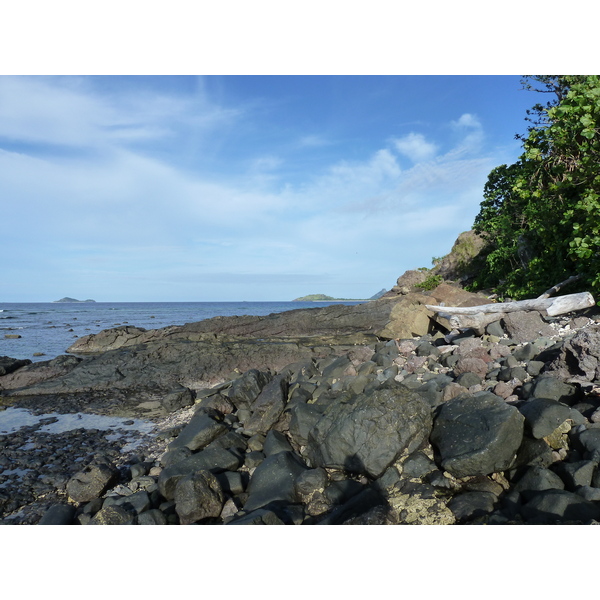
(470, 75), (600, 300)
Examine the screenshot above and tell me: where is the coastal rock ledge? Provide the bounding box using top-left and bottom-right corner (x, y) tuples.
(3, 284), (600, 525)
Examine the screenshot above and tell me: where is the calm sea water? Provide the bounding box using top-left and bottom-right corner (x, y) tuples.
(0, 301), (365, 363)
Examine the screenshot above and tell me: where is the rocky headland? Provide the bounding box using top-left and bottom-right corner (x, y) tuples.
(3, 241), (600, 525)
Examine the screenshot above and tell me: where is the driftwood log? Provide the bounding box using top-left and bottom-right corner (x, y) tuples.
(426, 291), (595, 335)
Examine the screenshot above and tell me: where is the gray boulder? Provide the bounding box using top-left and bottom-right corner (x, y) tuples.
(521, 489), (600, 523)
(243, 373), (288, 436)
(548, 324), (600, 382)
(243, 451), (308, 512)
(305, 384), (432, 479)
(167, 408), (228, 452)
(66, 462), (120, 503)
(430, 393), (525, 478)
(158, 448), (242, 500)
(502, 311), (554, 344)
(518, 398), (573, 439)
(173, 470), (225, 524)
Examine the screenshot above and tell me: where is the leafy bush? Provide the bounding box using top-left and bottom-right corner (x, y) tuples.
(470, 76), (600, 299)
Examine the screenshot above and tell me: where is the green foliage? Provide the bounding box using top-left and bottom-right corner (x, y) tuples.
(416, 274), (443, 291)
(470, 76), (600, 299)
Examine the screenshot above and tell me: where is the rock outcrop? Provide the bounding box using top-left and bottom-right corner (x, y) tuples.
(4, 287), (600, 525)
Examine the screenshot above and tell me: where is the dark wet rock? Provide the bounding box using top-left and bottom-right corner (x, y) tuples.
(0, 356), (32, 376)
(531, 376), (581, 405)
(431, 393), (525, 478)
(158, 448), (242, 501)
(173, 470), (225, 524)
(518, 398), (573, 439)
(305, 384), (432, 478)
(104, 490), (152, 515)
(66, 462), (120, 503)
(263, 430), (294, 456)
(243, 451), (308, 512)
(447, 491), (498, 522)
(317, 487), (388, 525)
(294, 468), (329, 497)
(521, 489), (600, 523)
(137, 509), (168, 525)
(38, 503), (76, 525)
(455, 372), (482, 388)
(287, 402), (326, 449)
(89, 505), (136, 524)
(161, 387), (195, 412)
(167, 409), (228, 452)
(226, 507), (286, 525)
(243, 373), (288, 436)
(575, 428), (600, 460)
(323, 479), (364, 505)
(513, 466), (565, 498)
(575, 486), (600, 502)
(224, 369), (272, 410)
(401, 451), (438, 479)
(513, 434), (555, 469)
(553, 460), (597, 491)
(215, 470), (246, 495)
(502, 311), (555, 344)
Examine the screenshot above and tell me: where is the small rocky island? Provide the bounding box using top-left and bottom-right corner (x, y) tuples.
(53, 297), (96, 303)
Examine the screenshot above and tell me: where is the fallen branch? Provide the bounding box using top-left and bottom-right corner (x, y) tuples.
(537, 275), (582, 299)
(426, 291), (595, 318)
(426, 291), (595, 335)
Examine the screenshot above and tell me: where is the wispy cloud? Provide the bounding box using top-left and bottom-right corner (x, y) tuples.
(392, 132), (439, 162)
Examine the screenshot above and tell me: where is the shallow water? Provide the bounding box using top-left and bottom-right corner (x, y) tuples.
(0, 300), (364, 362)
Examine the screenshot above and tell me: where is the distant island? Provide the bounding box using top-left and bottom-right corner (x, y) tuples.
(53, 297), (96, 303)
(293, 289), (387, 302)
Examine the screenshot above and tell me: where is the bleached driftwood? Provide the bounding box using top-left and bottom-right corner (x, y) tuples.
(426, 291), (595, 335)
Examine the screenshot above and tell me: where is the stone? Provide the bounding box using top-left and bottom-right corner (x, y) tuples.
(456, 372), (482, 388)
(105, 490), (152, 515)
(226, 508), (286, 525)
(262, 430), (294, 456)
(486, 321), (505, 338)
(0, 356), (32, 376)
(243, 451), (308, 512)
(521, 489), (600, 523)
(38, 503), (76, 525)
(447, 491), (498, 522)
(453, 357), (488, 378)
(225, 369), (273, 410)
(518, 398), (573, 439)
(306, 384), (432, 478)
(401, 451), (438, 479)
(137, 509), (168, 525)
(161, 386), (195, 412)
(288, 402), (326, 448)
(576, 428), (600, 459)
(173, 470), (225, 524)
(66, 462), (120, 503)
(531, 376), (580, 406)
(430, 393), (525, 478)
(89, 505), (136, 525)
(167, 409), (228, 452)
(243, 373), (288, 436)
(553, 460), (597, 491)
(158, 448), (242, 500)
(547, 325), (600, 382)
(294, 468), (329, 497)
(513, 466), (565, 498)
(502, 311), (554, 344)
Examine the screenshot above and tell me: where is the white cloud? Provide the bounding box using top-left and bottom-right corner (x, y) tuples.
(393, 132), (439, 162)
(451, 113), (482, 130)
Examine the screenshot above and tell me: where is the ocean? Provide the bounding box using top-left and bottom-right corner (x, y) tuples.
(0, 301), (365, 363)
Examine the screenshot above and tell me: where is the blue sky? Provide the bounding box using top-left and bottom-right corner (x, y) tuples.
(1, 75), (542, 301)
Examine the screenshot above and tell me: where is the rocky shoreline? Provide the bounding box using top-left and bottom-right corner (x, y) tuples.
(3, 283), (600, 525)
